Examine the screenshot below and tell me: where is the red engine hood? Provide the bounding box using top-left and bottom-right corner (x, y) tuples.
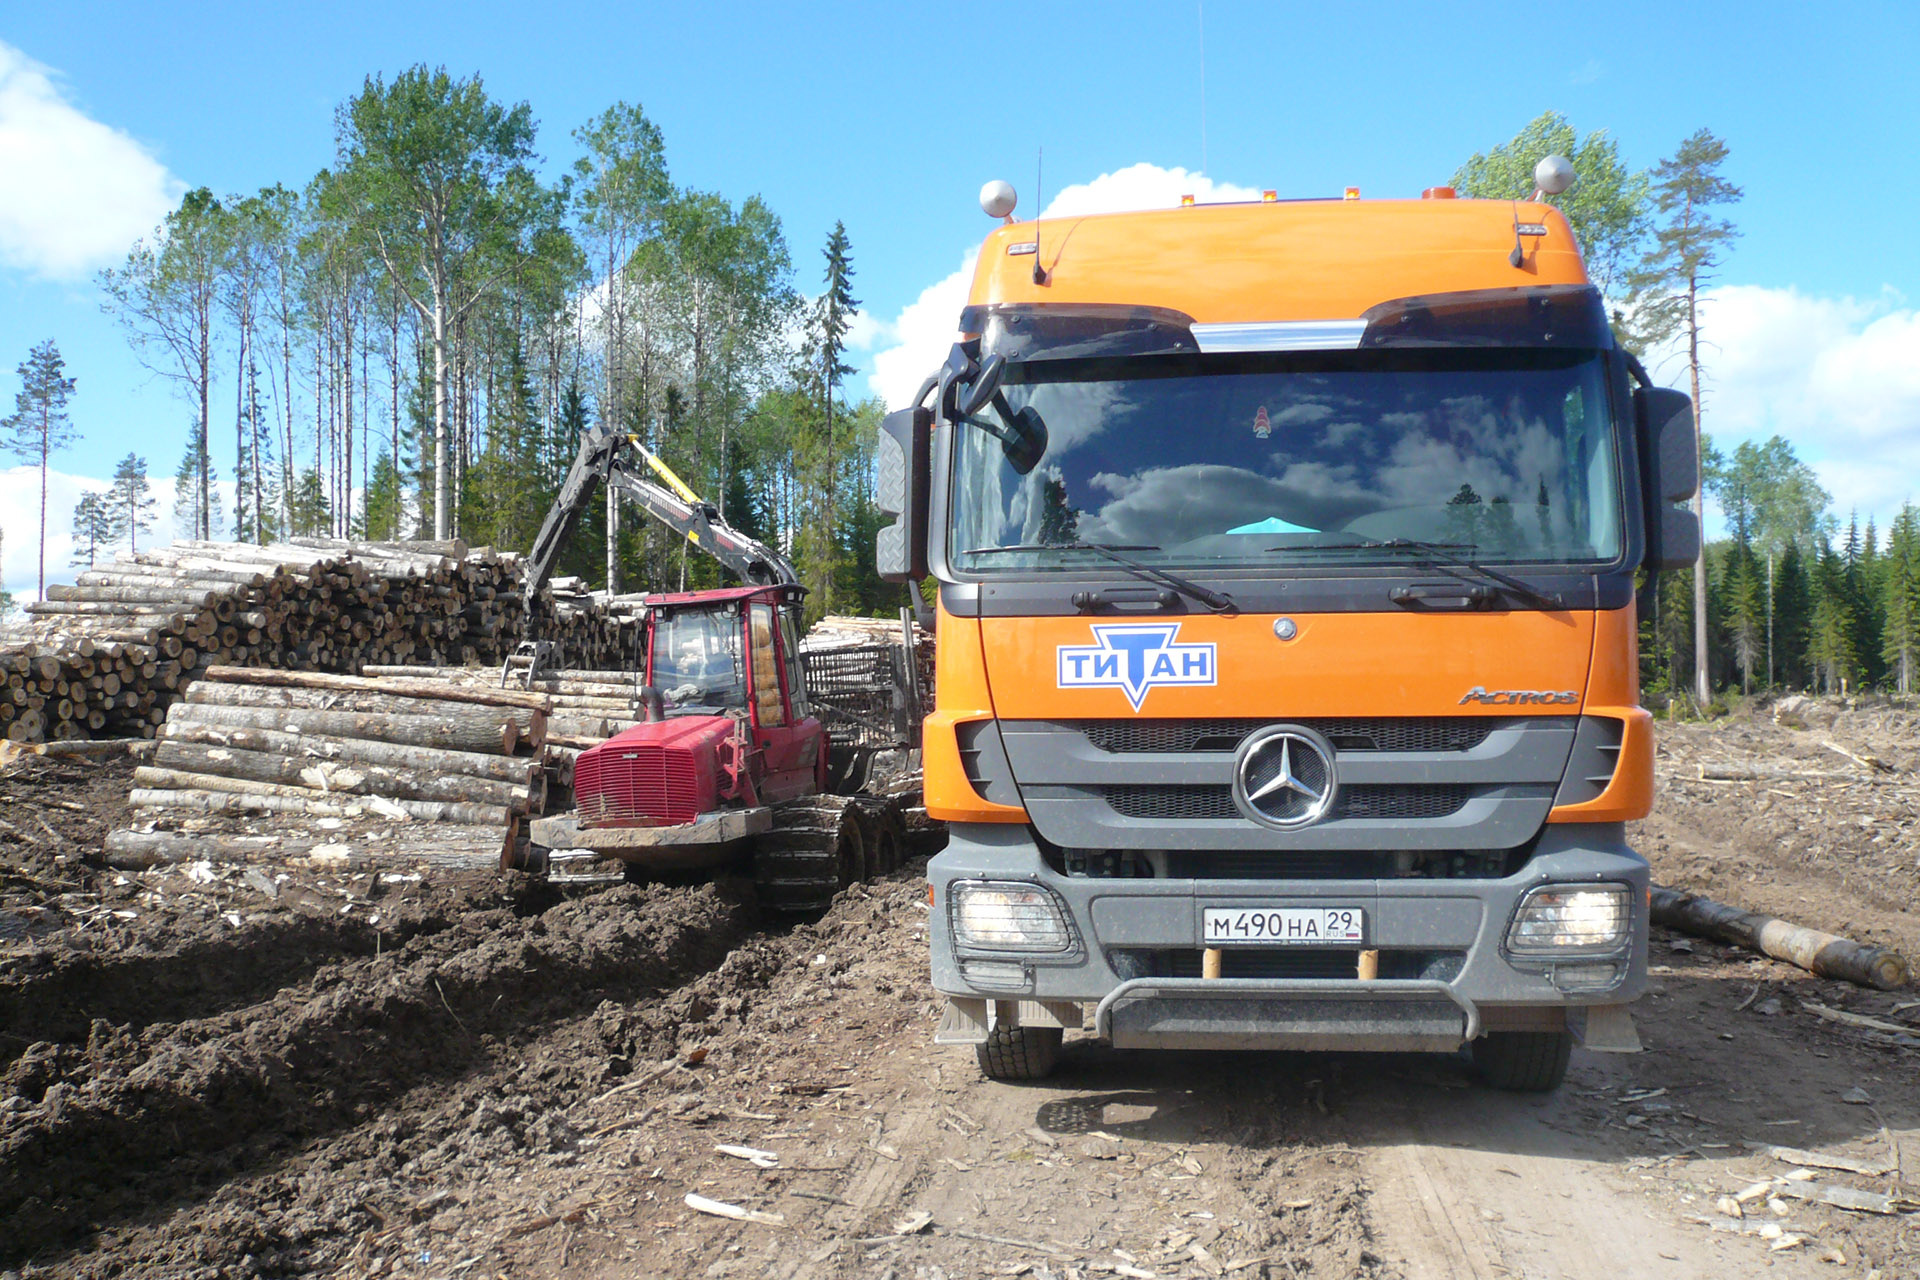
(574, 716), (733, 827)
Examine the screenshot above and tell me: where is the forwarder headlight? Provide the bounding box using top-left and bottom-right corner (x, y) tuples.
(950, 880), (1072, 952)
(1506, 884), (1632, 955)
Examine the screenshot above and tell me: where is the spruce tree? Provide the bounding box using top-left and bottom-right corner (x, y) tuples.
(1773, 542), (1813, 689)
(173, 434), (222, 539)
(2, 339), (79, 597)
(1808, 540), (1859, 694)
(1723, 538), (1766, 693)
(1882, 505), (1920, 695)
(70, 492), (115, 568)
(107, 453), (157, 554)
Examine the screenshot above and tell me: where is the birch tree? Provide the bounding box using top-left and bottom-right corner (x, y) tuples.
(100, 188), (226, 539)
(336, 66), (540, 539)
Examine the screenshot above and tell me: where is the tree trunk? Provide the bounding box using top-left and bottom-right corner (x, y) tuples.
(169, 702), (525, 756)
(149, 743), (539, 813)
(103, 826), (508, 871)
(160, 718), (541, 784)
(433, 273), (450, 539)
(1687, 275), (1710, 706)
(128, 783), (510, 827)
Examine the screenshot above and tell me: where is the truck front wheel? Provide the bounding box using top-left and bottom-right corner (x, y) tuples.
(976, 1025), (1062, 1081)
(1471, 1029), (1573, 1092)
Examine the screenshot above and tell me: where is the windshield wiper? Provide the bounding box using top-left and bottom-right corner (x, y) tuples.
(965, 542), (1239, 614)
(1277, 536), (1564, 609)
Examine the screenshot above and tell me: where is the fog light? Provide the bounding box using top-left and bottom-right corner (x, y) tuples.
(1551, 961), (1623, 992)
(959, 960), (1031, 992)
(950, 881), (1071, 952)
(1506, 884), (1630, 955)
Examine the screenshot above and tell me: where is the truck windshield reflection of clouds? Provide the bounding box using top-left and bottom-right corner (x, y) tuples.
(951, 351), (1621, 570)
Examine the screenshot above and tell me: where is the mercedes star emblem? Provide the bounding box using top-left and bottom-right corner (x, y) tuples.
(1232, 725), (1338, 829)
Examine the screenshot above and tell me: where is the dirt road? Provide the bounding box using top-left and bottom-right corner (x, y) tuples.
(3, 710), (1917, 1279)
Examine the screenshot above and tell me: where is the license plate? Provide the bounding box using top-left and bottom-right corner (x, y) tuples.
(1202, 907), (1366, 945)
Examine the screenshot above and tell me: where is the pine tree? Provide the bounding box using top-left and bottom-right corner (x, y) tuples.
(1882, 505), (1920, 694)
(69, 491), (115, 568)
(107, 453), (156, 554)
(1626, 130), (1742, 705)
(2, 339), (80, 597)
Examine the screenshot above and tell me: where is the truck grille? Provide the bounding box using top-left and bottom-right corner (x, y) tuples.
(1099, 783), (1473, 822)
(1077, 717), (1498, 755)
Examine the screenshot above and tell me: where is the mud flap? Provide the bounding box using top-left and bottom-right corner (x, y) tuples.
(935, 997), (1082, 1044)
(1577, 1003), (1642, 1053)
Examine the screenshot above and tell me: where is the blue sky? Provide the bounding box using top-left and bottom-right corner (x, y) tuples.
(3, 0), (1918, 590)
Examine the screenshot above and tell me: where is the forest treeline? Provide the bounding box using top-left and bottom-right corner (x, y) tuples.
(85, 67), (897, 621)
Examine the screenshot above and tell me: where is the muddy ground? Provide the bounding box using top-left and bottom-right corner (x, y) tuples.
(1, 704), (1917, 1280)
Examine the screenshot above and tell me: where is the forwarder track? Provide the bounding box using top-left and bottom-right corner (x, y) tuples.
(752, 794), (906, 914)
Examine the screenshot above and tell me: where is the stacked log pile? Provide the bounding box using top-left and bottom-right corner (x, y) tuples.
(122, 666), (550, 832)
(1, 538), (636, 743)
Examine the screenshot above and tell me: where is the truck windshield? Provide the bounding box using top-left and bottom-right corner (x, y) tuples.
(949, 349), (1622, 573)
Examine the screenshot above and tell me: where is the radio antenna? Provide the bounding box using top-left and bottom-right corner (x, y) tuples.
(1032, 147), (1048, 285)
(1198, 0), (1207, 174)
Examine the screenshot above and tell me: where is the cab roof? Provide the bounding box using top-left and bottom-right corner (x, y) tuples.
(643, 583), (804, 611)
(970, 197), (1589, 323)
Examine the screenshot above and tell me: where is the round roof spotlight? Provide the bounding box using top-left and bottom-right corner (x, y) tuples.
(1533, 154), (1577, 197)
(980, 180), (1018, 221)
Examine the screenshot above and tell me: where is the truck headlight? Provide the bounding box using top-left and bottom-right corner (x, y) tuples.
(950, 880), (1072, 952)
(1506, 884), (1631, 955)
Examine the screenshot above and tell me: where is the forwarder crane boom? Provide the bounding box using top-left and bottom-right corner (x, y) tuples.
(522, 424), (798, 600)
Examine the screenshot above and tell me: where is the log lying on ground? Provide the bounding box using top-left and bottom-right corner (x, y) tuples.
(1651, 885), (1911, 990)
(102, 826), (509, 871)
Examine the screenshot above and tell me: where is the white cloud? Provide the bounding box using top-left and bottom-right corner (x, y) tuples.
(0, 41), (185, 279)
(0, 463), (245, 602)
(1645, 285), (1920, 528)
(862, 163), (1265, 410)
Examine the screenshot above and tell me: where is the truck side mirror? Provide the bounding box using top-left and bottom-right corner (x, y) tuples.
(1637, 386), (1701, 572)
(876, 405), (933, 582)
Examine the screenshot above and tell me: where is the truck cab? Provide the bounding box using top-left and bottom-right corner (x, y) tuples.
(876, 186), (1700, 1088)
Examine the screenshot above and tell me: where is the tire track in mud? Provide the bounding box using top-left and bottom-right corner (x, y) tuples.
(0, 878), (761, 1268)
(1, 912), (402, 1069)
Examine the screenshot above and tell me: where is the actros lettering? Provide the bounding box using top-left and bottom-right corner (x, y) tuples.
(1458, 686), (1579, 706)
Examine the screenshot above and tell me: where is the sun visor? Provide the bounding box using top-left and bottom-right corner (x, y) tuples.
(963, 285), (1611, 361)
(1359, 284), (1611, 349)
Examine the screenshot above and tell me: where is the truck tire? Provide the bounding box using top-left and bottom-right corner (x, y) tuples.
(1471, 1030), (1573, 1092)
(976, 1025), (1062, 1081)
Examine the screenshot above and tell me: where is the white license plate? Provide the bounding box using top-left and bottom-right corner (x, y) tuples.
(1202, 907), (1366, 945)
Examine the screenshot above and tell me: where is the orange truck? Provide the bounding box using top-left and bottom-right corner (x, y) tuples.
(873, 172), (1700, 1090)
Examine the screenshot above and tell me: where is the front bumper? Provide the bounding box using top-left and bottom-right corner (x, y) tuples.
(928, 821), (1647, 1052)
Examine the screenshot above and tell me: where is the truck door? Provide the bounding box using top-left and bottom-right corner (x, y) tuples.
(749, 600), (823, 800)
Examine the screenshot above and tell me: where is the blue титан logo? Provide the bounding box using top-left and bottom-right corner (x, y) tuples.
(1056, 624), (1218, 711)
